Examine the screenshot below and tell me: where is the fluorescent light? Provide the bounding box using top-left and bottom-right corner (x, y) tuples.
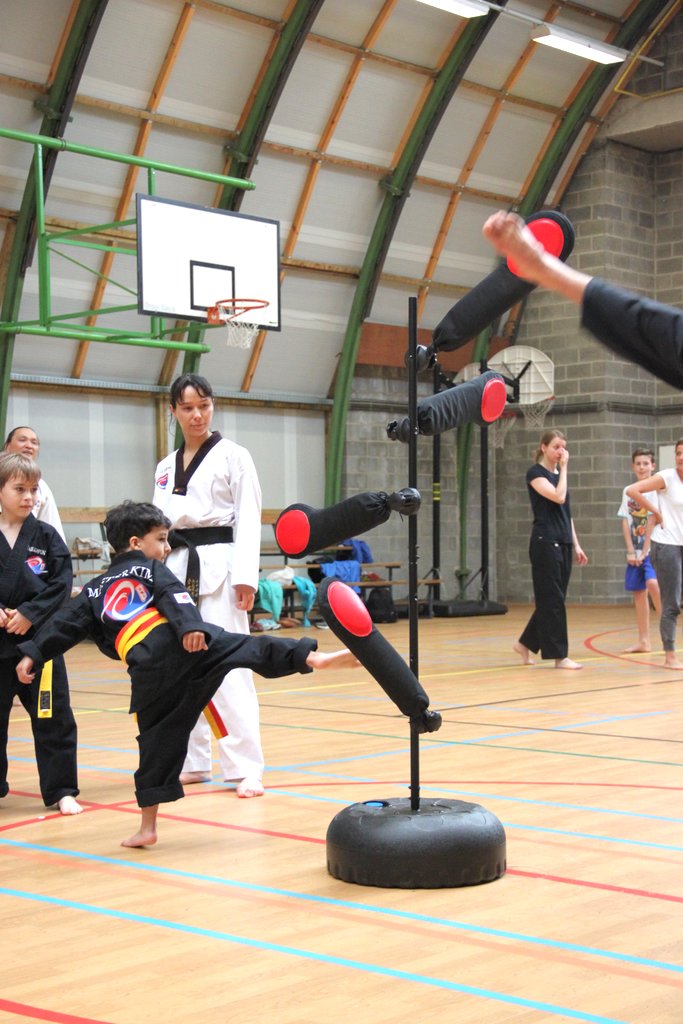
(415, 0), (489, 17)
(532, 24), (628, 65)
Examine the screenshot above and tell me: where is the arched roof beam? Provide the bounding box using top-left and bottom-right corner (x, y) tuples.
(0, 0), (109, 437)
(520, 0), (674, 215)
(71, 1), (196, 379)
(177, 0), (326, 384)
(240, 0), (400, 394)
(217, 0), (326, 212)
(325, 7), (504, 505)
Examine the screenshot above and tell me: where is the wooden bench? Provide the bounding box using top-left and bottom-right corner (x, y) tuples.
(253, 558), (442, 625)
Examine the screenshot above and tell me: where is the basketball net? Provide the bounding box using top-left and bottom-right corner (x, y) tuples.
(207, 298), (269, 350)
(521, 396), (555, 430)
(490, 411), (516, 449)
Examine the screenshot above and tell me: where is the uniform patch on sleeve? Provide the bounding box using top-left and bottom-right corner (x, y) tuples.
(174, 591), (195, 604)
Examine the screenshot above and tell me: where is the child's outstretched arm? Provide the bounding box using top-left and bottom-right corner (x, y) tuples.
(306, 648), (360, 670)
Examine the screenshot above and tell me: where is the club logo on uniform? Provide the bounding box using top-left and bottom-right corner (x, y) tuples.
(156, 472), (169, 489)
(102, 579), (153, 621)
(26, 556), (46, 574)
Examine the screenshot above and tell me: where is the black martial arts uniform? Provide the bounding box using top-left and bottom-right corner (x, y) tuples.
(582, 279), (683, 390)
(518, 464), (574, 661)
(0, 514), (78, 807)
(18, 552), (317, 808)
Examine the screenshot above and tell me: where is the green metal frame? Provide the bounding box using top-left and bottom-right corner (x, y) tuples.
(0, 126), (254, 356)
(324, 10), (499, 505)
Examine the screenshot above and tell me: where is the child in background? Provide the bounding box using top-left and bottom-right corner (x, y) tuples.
(0, 453), (81, 815)
(16, 501), (358, 848)
(617, 447), (661, 653)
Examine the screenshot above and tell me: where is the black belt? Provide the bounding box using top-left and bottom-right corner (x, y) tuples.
(168, 526), (234, 600)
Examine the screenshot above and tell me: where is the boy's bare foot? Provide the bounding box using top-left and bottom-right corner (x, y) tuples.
(179, 771), (211, 785)
(663, 654), (683, 670)
(513, 641), (535, 665)
(58, 795), (83, 815)
(236, 776), (264, 798)
(122, 806), (158, 847)
(555, 658), (583, 670)
(623, 643), (651, 653)
(307, 648), (361, 670)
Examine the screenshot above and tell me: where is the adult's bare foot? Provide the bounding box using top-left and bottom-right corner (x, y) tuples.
(663, 654), (683, 670)
(623, 643), (651, 653)
(121, 828), (157, 848)
(513, 641), (535, 665)
(555, 658), (583, 670)
(180, 771), (211, 785)
(58, 795), (83, 815)
(236, 776), (264, 798)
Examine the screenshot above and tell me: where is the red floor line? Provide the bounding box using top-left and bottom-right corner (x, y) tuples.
(4, 812), (681, 904)
(583, 629), (666, 668)
(0, 998), (113, 1024)
(508, 867), (683, 903)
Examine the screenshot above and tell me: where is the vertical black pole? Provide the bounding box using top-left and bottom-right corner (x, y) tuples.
(432, 365), (442, 603)
(408, 297), (420, 811)
(480, 425), (490, 603)
(479, 360), (490, 603)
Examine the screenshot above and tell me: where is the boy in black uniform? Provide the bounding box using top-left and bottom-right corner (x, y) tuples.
(0, 453), (81, 816)
(16, 501), (357, 848)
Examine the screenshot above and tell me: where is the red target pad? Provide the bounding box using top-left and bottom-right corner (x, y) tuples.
(275, 508), (310, 555)
(327, 580), (372, 637)
(480, 377), (507, 423)
(507, 218), (564, 277)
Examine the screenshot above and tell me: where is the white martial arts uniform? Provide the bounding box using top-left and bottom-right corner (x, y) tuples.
(35, 479), (66, 541)
(153, 432), (263, 782)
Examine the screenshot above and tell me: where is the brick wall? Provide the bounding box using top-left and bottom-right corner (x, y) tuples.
(343, 19), (683, 608)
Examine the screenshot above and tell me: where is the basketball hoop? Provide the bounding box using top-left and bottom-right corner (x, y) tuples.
(520, 396), (555, 430)
(207, 298), (269, 350)
(490, 410), (517, 449)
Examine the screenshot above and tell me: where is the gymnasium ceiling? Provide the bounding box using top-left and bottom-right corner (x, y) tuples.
(1, 0), (682, 422)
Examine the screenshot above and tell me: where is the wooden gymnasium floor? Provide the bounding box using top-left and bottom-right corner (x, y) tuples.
(2, 604), (682, 1024)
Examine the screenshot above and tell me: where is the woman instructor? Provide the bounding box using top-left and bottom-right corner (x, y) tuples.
(514, 429), (588, 670)
(153, 373), (264, 797)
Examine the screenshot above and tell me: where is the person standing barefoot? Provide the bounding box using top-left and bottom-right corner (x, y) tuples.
(153, 374), (265, 798)
(627, 438), (683, 670)
(515, 429), (588, 670)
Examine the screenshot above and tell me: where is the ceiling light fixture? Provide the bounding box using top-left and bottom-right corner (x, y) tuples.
(414, 0), (489, 18)
(531, 24), (629, 65)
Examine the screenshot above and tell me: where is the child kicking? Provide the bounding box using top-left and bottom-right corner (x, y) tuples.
(16, 501), (358, 849)
(0, 453), (82, 817)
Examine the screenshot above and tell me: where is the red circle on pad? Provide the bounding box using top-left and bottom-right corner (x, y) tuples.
(275, 509), (310, 555)
(480, 377), (507, 423)
(327, 580), (372, 637)
(507, 217), (564, 277)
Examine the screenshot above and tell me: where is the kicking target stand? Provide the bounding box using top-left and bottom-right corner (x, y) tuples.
(324, 298), (506, 889)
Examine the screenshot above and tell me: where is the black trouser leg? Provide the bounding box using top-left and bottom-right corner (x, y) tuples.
(519, 538), (572, 660)
(25, 656), (79, 806)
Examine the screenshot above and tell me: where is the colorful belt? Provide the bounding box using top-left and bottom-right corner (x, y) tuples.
(115, 609), (168, 663)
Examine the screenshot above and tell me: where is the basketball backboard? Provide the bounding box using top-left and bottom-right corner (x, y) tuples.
(137, 195), (280, 329)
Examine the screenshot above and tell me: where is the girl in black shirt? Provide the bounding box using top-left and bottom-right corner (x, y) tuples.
(515, 429), (588, 669)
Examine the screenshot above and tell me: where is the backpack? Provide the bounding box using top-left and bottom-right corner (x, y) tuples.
(365, 586), (397, 624)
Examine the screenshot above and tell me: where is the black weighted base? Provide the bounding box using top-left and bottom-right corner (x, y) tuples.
(326, 797), (506, 889)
